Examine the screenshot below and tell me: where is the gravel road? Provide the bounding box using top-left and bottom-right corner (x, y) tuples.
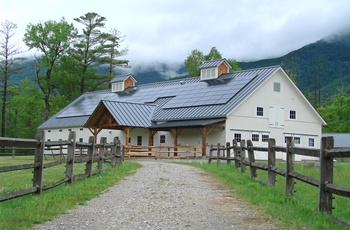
(35, 161), (276, 230)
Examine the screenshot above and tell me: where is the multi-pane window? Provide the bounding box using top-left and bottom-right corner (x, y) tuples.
(262, 134), (269, 142)
(294, 137), (301, 144)
(137, 136), (142, 146)
(252, 134), (259, 142)
(290, 110), (296, 119)
(112, 82), (123, 92)
(80, 128), (84, 131)
(308, 138), (315, 147)
(234, 133), (241, 142)
(59, 129), (62, 132)
(79, 138), (83, 142)
(48, 130), (51, 132)
(274, 82), (281, 92)
(160, 135), (166, 144)
(201, 68), (216, 80)
(257, 107), (263, 116)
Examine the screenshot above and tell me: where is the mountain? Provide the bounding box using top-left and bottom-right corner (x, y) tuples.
(9, 31), (350, 105)
(237, 31), (350, 105)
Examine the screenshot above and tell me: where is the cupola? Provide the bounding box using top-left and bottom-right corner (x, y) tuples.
(110, 74), (137, 92)
(198, 58), (231, 80)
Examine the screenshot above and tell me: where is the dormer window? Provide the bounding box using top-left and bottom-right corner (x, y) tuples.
(112, 82), (123, 92)
(198, 58), (231, 81)
(110, 74), (137, 92)
(201, 68), (217, 80)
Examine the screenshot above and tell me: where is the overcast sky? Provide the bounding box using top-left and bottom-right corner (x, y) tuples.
(1, 0), (350, 66)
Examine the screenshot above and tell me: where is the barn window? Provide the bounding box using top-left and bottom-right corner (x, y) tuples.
(274, 82), (281, 92)
(257, 107), (263, 116)
(262, 134), (269, 142)
(48, 130), (51, 133)
(80, 128), (84, 131)
(137, 136), (142, 146)
(160, 135), (166, 144)
(234, 133), (241, 142)
(294, 137), (301, 144)
(201, 68), (217, 80)
(112, 82), (123, 92)
(252, 134), (259, 142)
(59, 129), (62, 132)
(290, 110), (296, 119)
(308, 138), (315, 147)
(79, 138), (83, 142)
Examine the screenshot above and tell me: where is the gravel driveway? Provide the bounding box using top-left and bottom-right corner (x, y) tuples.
(35, 161), (276, 229)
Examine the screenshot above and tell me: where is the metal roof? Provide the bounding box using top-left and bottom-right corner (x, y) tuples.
(198, 58), (231, 69)
(110, 74), (136, 83)
(102, 100), (155, 127)
(38, 65), (282, 129)
(150, 118), (225, 129)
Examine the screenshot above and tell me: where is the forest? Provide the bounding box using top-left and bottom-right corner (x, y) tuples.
(1, 13), (350, 139)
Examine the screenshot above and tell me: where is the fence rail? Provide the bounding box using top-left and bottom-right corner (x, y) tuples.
(0, 131), (123, 203)
(124, 144), (203, 159)
(208, 136), (350, 227)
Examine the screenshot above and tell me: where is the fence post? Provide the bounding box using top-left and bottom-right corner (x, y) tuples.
(85, 136), (95, 177)
(240, 140), (246, 173)
(115, 138), (122, 165)
(318, 136), (334, 214)
(216, 143), (221, 165)
(111, 137), (119, 167)
(33, 130), (45, 194)
(12, 146), (15, 160)
(285, 137), (295, 199)
(208, 144), (213, 164)
(226, 142), (231, 165)
(233, 139), (240, 168)
(247, 140), (257, 178)
(268, 138), (276, 186)
(66, 131), (76, 183)
(98, 137), (107, 171)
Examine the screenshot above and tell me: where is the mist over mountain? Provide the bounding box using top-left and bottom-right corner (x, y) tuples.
(10, 30), (350, 105)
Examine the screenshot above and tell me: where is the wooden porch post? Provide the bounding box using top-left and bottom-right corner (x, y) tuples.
(124, 127), (130, 146)
(148, 130), (157, 155)
(173, 128), (178, 156)
(201, 127), (207, 157)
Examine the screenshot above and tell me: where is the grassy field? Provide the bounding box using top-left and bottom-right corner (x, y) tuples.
(0, 156), (141, 230)
(187, 161), (350, 230)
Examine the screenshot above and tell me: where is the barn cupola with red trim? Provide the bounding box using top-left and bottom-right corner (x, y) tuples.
(198, 58), (231, 80)
(110, 74), (137, 92)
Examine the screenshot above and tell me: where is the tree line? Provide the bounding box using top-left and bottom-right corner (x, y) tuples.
(0, 15), (348, 139)
(0, 12), (129, 138)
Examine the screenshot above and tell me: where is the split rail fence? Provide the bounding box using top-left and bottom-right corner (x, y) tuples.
(124, 145), (203, 159)
(208, 136), (350, 227)
(0, 130), (123, 203)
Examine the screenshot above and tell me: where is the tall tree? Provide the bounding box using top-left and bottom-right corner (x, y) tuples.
(73, 12), (107, 93)
(23, 18), (76, 121)
(318, 90), (350, 133)
(7, 78), (44, 138)
(0, 20), (22, 137)
(184, 49), (204, 77)
(98, 28), (129, 77)
(184, 47), (241, 77)
(204, 47), (222, 61)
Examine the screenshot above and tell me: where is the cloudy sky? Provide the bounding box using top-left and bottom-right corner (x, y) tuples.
(1, 0), (350, 66)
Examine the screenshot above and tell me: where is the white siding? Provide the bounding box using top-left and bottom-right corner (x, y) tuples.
(225, 69), (323, 161)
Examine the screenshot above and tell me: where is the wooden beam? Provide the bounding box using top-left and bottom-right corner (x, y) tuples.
(173, 128), (178, 156)
(148, 130), (157, 153)
(201, 127), (207, 157)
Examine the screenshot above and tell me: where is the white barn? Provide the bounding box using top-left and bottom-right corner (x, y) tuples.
(38, 59), (325, 160)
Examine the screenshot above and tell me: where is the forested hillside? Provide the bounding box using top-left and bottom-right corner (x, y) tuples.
(238, 32), (350, 106)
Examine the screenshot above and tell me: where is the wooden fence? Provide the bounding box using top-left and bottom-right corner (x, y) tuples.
(0, 130), (123, 202)
(208, 136), (350, 227)
(124, 145), (203, 159)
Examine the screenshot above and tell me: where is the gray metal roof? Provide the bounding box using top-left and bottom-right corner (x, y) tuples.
(39, 65), (282, 129)
(102, 100), (155, 127)
(150, 118), (225, 129)
(110, 74), (136, 83)
(198, 58), (231, 69)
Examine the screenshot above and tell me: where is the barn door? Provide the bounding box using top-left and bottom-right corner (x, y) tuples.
(269, 105), (284, 128)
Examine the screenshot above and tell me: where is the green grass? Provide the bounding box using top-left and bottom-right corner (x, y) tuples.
(0, 157), (140, 230)
(186, 161), (350, 230)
